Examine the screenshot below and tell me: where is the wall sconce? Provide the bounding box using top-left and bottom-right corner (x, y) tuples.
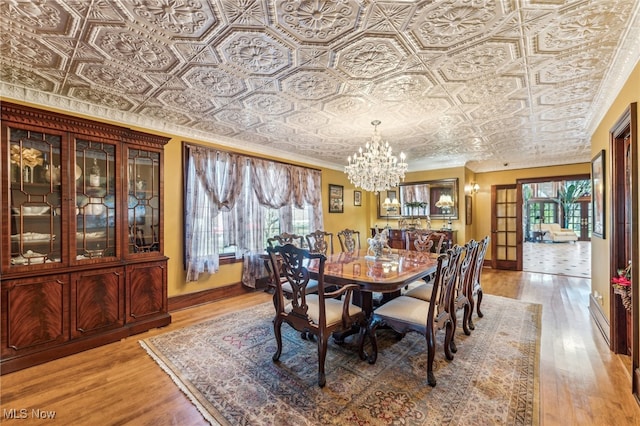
(470, 182), (480, 194)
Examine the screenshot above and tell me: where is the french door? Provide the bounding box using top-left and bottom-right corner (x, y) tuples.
(566, 200), (591, 241)
(491, 184), (521, 270)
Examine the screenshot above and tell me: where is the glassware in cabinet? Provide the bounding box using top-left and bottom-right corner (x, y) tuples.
(127, 148), (161, 254)
(8, 128), (63, 266)
(75, 140), (117, 260)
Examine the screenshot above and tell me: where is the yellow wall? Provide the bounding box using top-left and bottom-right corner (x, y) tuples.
(322, 168), (372, 243)
(589, 60), (640, 321)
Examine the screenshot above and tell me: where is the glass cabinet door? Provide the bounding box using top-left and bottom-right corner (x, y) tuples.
(75, 140), (117, 260)
(8, 128), (63, 267)
(127, 148), (161, 254)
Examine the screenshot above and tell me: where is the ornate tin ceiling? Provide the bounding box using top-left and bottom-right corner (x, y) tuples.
(1, 0), (639, 173)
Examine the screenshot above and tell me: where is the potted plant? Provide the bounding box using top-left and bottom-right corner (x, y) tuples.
(404, 201), (426, 216)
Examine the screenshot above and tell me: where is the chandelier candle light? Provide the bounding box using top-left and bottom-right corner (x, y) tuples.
(346, 120), (408, 193)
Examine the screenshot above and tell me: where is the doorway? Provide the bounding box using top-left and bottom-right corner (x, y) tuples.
(609, 103), (637, 400)
(515, 175), (591, 276)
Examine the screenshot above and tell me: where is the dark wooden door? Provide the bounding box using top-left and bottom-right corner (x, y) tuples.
(491, 184), (521, 270)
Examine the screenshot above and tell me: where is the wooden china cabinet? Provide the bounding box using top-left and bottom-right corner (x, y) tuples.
(1, 103), (171, 374)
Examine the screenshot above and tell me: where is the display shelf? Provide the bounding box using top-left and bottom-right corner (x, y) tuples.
(1, 102), (170, 374)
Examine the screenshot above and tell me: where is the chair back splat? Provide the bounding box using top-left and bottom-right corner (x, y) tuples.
(427, 232), (447, 254)
(267, 232), (304, 249)
(337, 229), (361, 253)
(305, 230), (334, 255)
(467, 235), (490, 330)
(401, 230), (436, 295)
(266, 244), (367, 387)
(265, 233), (317, 313)
(449, 240), (479, 352)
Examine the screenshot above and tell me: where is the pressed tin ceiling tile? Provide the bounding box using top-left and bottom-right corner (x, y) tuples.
(1, 0), (639, 173)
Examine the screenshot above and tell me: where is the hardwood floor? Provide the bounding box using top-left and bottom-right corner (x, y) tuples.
(1, 269), (639, 425)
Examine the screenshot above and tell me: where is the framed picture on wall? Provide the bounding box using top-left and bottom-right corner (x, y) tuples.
(329, 184), (344, 213)
(354, 190), (362, 206)
(591, 150), (605, 238)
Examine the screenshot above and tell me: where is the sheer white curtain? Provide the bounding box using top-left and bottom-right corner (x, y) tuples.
(241, 159), (323, 287)
(184, 147), (245, 281)
(184, 145), (323, 285)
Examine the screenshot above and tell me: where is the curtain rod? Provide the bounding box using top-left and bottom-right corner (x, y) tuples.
(182, 141), (322, 172)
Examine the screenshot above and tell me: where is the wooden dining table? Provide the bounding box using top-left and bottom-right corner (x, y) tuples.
(307, 249), (439, 316)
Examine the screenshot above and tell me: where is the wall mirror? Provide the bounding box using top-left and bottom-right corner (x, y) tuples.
(378, 178), (459, 219)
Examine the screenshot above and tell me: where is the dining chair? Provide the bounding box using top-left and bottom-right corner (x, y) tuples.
(337, 229), (361, 253)
(402, 230), (436, 296)
(467, 235), (490, 330)
(267, 232), (305, 249)
(305, 229), (334, 255)
(449, 240), (477, 353)
(366, 245), (464, 387)
(267, 244), (367, 387)
(266, 232), (317, 313)
(426, 231), (446, 254)
(406, 230), (435, 253)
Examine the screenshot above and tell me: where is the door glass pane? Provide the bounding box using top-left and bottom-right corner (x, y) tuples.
(128, 149), (160, 253)
(9, 128), (62, 266)
(75, 140), (116, 259)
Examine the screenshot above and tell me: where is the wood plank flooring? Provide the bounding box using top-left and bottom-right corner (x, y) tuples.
(1, 269), (639, 425)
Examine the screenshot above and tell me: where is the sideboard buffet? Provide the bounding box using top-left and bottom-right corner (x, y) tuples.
(370, 228), (457, 251)
(1, 103), (171, 374)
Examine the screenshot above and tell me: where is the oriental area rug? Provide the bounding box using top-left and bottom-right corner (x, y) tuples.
(140, 294), (541, 426)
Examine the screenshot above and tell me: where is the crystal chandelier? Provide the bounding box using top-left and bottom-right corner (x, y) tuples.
(345, 120), (408, 193)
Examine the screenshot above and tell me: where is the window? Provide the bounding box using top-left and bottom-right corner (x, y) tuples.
(213, 206), (312, 256)
(183, 143), (322, 282)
